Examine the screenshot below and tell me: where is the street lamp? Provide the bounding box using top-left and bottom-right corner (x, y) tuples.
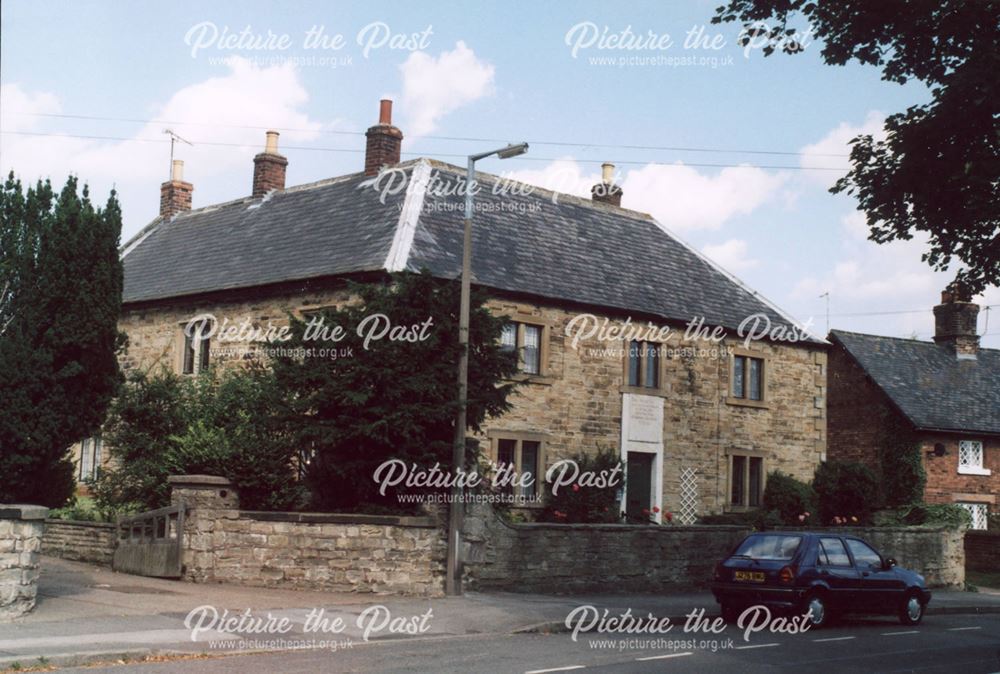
(446, 142), (528, 597)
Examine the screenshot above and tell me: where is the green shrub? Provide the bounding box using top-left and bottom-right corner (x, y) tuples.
(93, 367), (304, 514)
(878, 419), (925, 506)
(813, 461), (880, 525)
(48, 497), (104, 522)
(880, 503), (973, 529)
(537, 448), (623, 524)
(762, 471), (817, 525)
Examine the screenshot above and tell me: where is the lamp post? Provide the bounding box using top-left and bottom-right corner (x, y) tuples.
(445, 142), (529, 597)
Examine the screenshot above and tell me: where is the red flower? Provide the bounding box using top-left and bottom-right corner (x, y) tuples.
(652, 506), (660, 514)
(665, 512), (673, 522)
(572, 484), (580, 492)
(641, 508), (650, 515)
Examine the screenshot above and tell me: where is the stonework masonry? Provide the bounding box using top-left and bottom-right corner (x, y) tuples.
(42, 519), (116, 565)
(462, 506), (966, 591)
(168, 476), (445, 596)
(777, 525), (965, 588)
(0, 505), (47, 621)
(461, 502), (749, 592)
(118, 282), (827, 518)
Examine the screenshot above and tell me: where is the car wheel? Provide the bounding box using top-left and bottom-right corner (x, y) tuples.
(802, 591), (831, 629)
(720, 603), (741, 624)
(898, 591), (925, 626)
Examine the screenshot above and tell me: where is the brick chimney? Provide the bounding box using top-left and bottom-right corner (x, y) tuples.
(364, 99), (403, 176)
(591, 162), (623, 207)
(252, 130), (288, 197)
(933, 283), (980, 358)
(159, 160), (193, 219)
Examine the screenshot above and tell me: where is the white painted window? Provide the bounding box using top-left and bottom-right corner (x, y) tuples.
(959, 502), (988, 530)
(79, 436), (101, 482)
(958, 440), (990, 475)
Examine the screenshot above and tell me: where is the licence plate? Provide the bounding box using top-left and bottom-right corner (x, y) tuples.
(733, 571), (765, 583)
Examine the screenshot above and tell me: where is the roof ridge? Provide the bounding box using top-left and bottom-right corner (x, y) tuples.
(419, 158), (656, 223)
(832, 328), (999, 353)
(384, 159), (431, 272)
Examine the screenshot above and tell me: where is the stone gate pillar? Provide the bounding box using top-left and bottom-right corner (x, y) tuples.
(167, 475), (239, 582)
(0, 504), (48, 620)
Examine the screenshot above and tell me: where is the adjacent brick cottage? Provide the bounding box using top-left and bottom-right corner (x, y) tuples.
(77, 100), (827, 520)
(827, 288), (999, 529)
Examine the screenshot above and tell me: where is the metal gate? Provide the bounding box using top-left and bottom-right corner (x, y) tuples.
(112, 503), (186, 578)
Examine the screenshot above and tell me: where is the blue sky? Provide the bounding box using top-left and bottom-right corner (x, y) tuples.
(2, 0), (996, 346)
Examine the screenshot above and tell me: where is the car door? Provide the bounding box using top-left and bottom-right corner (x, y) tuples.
(846, 537), (904, 611)
(816, 537), (861, 610)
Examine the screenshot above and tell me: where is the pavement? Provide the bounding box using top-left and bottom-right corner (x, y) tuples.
(1, 556), (999, 672)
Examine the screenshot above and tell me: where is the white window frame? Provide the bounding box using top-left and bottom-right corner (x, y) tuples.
(79, 436), (101, 482)
(958, 440), (991, 476)
(959, 502), (988, 530)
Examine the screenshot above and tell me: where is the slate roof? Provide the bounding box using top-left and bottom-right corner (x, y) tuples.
(123, 158), (818, 343)
(830, 330), (1000, 436)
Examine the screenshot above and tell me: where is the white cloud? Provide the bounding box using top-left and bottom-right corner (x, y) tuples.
(503, 158), (786, 231)
(702, 239), (759, 272)
(0, 58), (325, 238)
(501, 157), (596, 198)
(622, 162), (787, 231)
(400, 41), (495, 136)
(788, 211), (986, 341)
(0, 84), (61, 132)
(799, 111), (886, 183)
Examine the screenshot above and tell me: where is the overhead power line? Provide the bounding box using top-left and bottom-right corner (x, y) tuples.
(7, 111), (851, 158)
(0, 130), (849, 172)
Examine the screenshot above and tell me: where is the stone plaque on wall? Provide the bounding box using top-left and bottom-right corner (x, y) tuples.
(623, 393), (663, 445)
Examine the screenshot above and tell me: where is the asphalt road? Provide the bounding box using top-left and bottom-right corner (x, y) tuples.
(62, 613), (1000, 674)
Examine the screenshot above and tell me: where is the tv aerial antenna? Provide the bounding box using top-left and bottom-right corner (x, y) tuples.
(162, 128), (193, 176)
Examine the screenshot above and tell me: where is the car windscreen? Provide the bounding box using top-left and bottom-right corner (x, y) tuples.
(733, 534), (802, 560)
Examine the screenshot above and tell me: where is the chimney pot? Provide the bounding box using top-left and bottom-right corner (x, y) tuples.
(252, 130), (288, 197)
(601, 162), (614, 184)
(171, 159), (184, 182)
(264, 130), (280, 155)
(365, 99), (403, 176)
(379, 99), (393, 125)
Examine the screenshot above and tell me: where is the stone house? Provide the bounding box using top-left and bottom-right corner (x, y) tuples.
(827, 289), (999, 530)
(75, 100), (827, 521)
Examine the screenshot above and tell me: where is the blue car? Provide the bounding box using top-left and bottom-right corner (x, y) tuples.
(711, 531), (932, 628)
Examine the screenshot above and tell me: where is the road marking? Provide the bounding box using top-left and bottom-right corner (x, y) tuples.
(636, 652), (694, 662)
(947, 627), (982, 631)
(524, 667), (585, 674)
(734, 642), (780, 650)
(881, 630), (919, 636)
(813, 636), (856, 642)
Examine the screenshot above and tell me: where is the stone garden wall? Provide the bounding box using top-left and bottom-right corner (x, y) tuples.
(778, 525), (965, 589)
(42, 519), (117, 565)
(965, 530), (1000, 573)
(461, 502), (750, 592)
(0, 505), (47, 620)
(169, 476), (446, 596)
